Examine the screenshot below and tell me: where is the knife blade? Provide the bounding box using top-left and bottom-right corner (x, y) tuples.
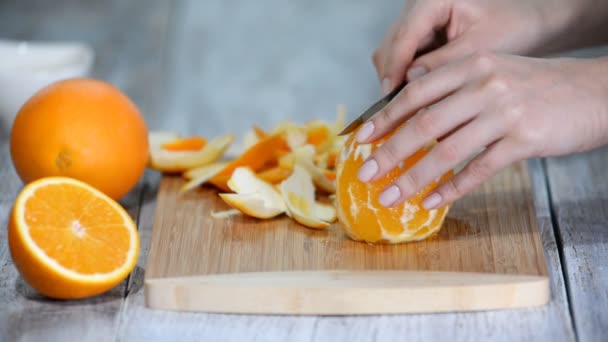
(338, 80), (408, 136)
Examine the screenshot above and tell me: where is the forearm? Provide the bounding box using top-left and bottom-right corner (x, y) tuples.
(532, 0), (608, 55)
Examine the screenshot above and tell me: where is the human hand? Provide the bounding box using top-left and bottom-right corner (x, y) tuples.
(356, 53), (608, 209)
(373, 0), (578, 94)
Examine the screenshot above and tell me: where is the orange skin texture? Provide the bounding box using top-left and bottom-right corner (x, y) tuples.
(209, 134), (290, 191)
(10, 78), (149, 200)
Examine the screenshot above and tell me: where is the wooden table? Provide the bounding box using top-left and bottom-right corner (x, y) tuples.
(0, 1), (606, 341)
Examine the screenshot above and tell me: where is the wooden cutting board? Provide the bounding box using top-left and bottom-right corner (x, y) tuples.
(144, 161), (549, 315)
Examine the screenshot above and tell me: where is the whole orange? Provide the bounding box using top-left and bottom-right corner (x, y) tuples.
(10, 78), (149, 200)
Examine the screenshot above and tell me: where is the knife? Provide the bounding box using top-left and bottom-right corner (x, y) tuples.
(338, 79), (408, 136)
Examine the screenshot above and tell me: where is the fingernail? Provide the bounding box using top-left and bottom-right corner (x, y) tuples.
(358, 159), (379, 182)
(422, 192), (442, 210)
(356, 122), (374, 142)
(379, 185), (401, 207)
(381, 78), (392, 95)
(407, 66), (427, 81)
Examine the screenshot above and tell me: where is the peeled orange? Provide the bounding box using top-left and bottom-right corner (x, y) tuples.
(10, 78), (149, 200)
(8, 177), (140, 299)
(336, 127), (452, 244)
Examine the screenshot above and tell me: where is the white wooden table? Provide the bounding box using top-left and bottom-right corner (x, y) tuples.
(0, 1), (606, 341)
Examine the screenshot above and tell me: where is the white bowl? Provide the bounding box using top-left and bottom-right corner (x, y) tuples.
(0, 39), (94, 130)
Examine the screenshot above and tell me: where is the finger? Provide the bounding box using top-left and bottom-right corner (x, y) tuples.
(382, 3), (451, 94)
(357, 53), (489, 144)
(377, 113), (506, 207)
(421, 138), (524, 209)
(373, 22), (400, 81)
(408, 36), (476, 74)
(365, 83), (489, 181)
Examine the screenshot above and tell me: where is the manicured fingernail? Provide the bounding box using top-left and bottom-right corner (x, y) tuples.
(358, 159), (378, 182)
(356, 122), (374, 142)
(407, 66), (427, 81)
(422, 192), (442, 210)
(379, 185), (401, 207)
(382, 78), (392, 95)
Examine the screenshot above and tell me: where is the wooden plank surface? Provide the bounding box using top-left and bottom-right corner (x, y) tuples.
(545, 149), (608, 342)
(0, 0), (172, 341)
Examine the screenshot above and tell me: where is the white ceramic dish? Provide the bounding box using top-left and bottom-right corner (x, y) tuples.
(0, 39), (94, 129)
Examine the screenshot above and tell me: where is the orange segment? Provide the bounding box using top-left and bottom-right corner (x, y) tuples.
(161, 136), (207, 151)
(8, 177), (139, 299)
(335, 126), (452, 244)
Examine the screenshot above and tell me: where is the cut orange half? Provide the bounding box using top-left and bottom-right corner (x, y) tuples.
(8, 177), (140, 299)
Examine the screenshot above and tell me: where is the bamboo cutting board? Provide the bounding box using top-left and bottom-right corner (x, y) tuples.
(144, 161), (549, 314)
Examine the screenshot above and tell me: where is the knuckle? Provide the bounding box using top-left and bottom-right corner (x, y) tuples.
(397, 171), (420, 193)
(483, 75), (510, 95)
(471, 52), (496, 73)
(401, 82), (420, 102)
(466, 158), (494, 181)
(441, 178), (465, 200)
(515, 124), (544, 149)
(375, 142), (402, 168)
(437, 141), (460, 164)
(377, 106), (397, 126)
(412, 112), (436, 137)
(502, 104), (524, 125)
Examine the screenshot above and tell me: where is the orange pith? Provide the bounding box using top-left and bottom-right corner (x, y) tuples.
(336, 127), (452, 244)
(8, 177), (139, 299)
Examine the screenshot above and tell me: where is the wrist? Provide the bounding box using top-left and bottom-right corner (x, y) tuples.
(583, 57), (608, 148)
(532, 0), (608, 55)
(529, 0), (585, 54)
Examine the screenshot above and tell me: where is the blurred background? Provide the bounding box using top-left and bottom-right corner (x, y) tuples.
(2, 0), (607, 139)
(0, 0), (404, 138)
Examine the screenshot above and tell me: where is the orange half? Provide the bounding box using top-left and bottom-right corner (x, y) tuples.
(8, 177), (139, 299)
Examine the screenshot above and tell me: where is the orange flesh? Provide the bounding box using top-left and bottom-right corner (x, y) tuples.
(23, 182), (130, 274)
(336, 129), (451, 243)
(161, 136), (207, 151)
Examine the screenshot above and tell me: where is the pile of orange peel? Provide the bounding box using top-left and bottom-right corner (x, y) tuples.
(148, 105), (347, 229)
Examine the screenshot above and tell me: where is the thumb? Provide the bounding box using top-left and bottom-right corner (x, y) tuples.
(382, 2), (452, 93)
(407, 34), (481, 80)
